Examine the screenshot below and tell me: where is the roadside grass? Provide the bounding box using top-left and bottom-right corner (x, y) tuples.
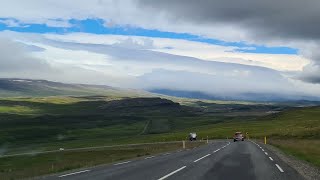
(188, 106), (320, 139)
(1, 98), (318, 154)
(0, 96), (319, 178)
(0, 141), (205, 180)
(268, 139), (320, 168)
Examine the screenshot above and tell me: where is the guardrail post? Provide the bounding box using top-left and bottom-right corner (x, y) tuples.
(207, 136), (209, 144)
(264, 136), (267, 144)
(182, 140), (186, 149)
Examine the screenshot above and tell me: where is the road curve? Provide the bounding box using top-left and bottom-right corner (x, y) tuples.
(41, 140), (304, 180)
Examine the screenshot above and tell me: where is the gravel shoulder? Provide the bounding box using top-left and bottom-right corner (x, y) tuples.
(257, 142), (320, 180)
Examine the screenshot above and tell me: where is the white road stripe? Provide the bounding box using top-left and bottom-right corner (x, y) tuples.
(194, 154), (211, 162)
(275, 164), (284, 172)
(145, 156), (155, 159)
(158, 166), (186, 180)
(113, 161), (131, 166)
(262, 149), (265, 151)
(269, 157), (274, 161)
(265, 152), (268, 155)
(59, 170), (90, 177)
(213, 149), (219, 153)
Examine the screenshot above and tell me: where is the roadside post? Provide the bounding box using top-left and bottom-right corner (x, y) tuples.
(264, 136), (267, 144)
(182, 140), (185, 149)
(207, 136), (209, 144)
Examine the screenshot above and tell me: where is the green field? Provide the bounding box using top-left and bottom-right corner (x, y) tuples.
(0, 141), (205, 180)
(0, 96), (285, 153)
(0, 96), (319, 179)
(269, 139), (320, 167)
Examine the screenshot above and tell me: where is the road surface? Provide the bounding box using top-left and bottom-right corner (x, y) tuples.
(41, 140), (304, 180)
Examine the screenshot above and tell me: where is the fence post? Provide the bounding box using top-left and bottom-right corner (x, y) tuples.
(182, 140), (185, 149)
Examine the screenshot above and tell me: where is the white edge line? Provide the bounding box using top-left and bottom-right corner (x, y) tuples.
(265, 152), (268, 155)
(194, 154), (211, 162)
(262, 149), (265, 151)
(275, 164), (284, 172)
(59, 170), (90, 177)
(145, 156), (155, 159)
(213, 149), (219, 153)
(158, 166), (186, 180)
(269, 157), (274, 161)
(113, 161), (131, 166)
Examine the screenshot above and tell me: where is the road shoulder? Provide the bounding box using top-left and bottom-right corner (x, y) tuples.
(260, 142), (320, 180)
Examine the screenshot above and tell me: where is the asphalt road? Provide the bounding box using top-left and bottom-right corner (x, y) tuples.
(41, 140), (305, 180)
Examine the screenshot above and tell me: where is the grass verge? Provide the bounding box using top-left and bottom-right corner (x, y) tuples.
(268, 139), (320, 168)
(0, 141), (205, 180)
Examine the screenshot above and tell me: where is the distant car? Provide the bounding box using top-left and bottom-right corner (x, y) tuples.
(59, 148), (64, 151)
(233, 132), (244, 142)
(189, 133), (197, 141)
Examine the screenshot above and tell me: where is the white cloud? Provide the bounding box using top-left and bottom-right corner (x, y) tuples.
(2, 0), (320, 84)
(0, 37), (52, 73)
(44, 19), (72, 28)
(42, 32), (309, 72)
(0, 19), (28, 27)
(1, 31), (320, 99)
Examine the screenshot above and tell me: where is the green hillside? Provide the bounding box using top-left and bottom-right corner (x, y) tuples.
(0, 95), (287, 153)
(0, 78), (151, 98)
(0, 95), (319, 179)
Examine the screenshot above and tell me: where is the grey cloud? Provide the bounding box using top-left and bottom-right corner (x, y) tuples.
(136, 0), (320, 83)
(137, 0), (320, 41)
(137, 69), (304, 101)
(0, 37), (133, 87)
(0, 38), (51, 73)
(2, 32), (320, 98)
(34, 37), (284, 76)
(43, 39), (303, 96)
(299, 63), (320, 83)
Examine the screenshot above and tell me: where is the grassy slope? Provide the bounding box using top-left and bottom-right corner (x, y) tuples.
(1, 97), (317, 148)
(195, 107), (320, 139)
(269, 139), (320, 167)
(0, 96), (319, 179)
(0, 96), (278, 153)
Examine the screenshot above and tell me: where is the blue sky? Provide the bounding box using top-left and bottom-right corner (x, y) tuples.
(0, 18), (297, 55)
